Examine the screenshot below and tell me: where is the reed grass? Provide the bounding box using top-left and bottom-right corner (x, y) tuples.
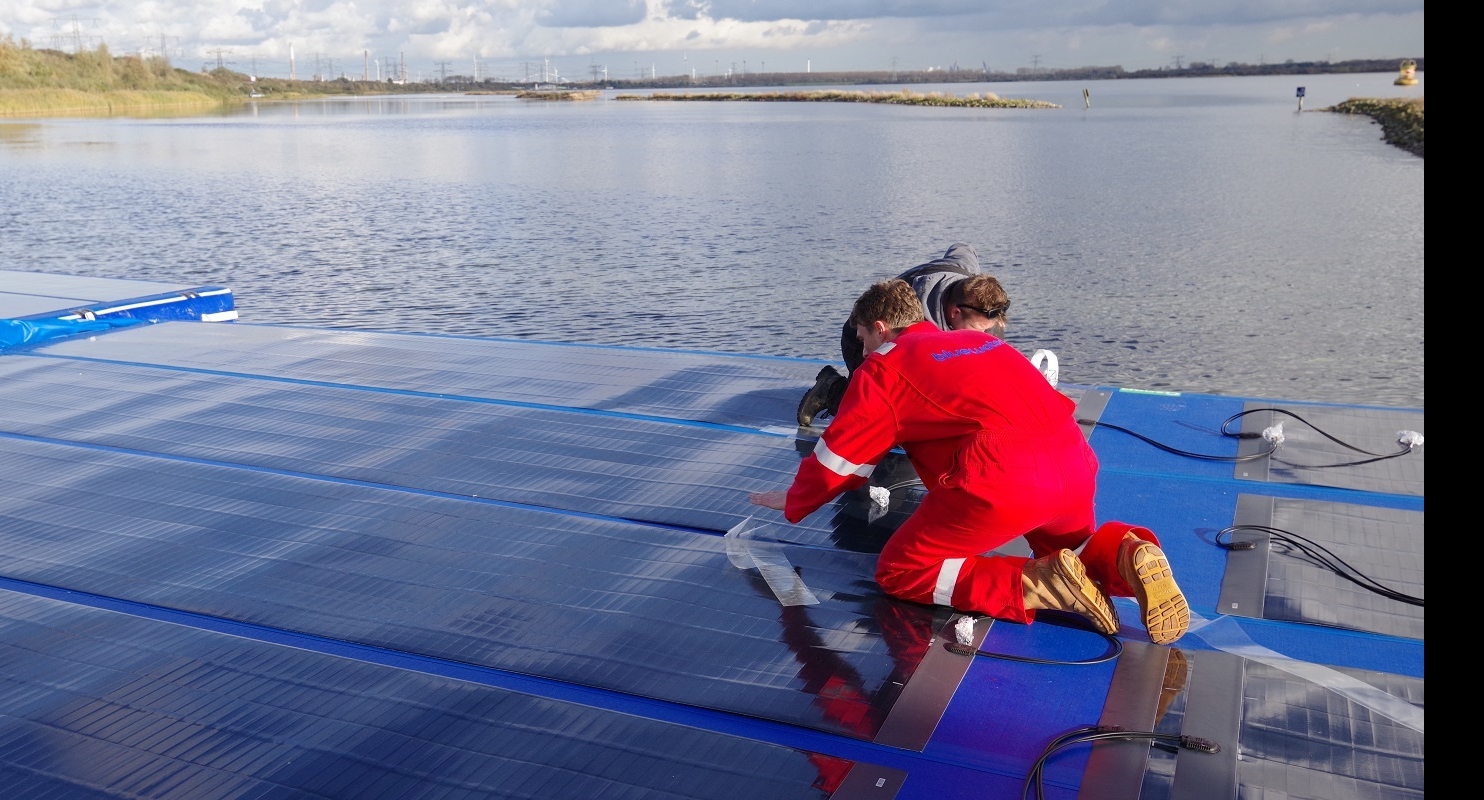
(615, 88), (1060, 108)
(0, 88), (222, 116)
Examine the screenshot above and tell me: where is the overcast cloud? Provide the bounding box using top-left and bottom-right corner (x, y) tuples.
(1, 0), (1424, 82)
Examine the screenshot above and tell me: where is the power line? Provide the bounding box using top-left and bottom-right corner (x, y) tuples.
(205, 48), (234, 71)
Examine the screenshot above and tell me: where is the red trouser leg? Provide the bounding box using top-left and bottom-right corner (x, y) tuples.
(875, 427), (1101, 623)
(1076, 521), (1161, 598)
(874, 484), (1098, 623)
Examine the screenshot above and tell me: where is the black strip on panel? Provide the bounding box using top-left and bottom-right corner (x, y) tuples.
(830, 763), (909, 800)
(873, 612), (986, 751)
(1079, 641), (1180, 800)
(1072, 388), (1112, 442)
(1216, 495), (1276, 621)
(1169, 649), (1242, 800)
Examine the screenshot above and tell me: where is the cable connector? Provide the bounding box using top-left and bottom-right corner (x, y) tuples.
(1261, 422), (1285, 445)
(954, 616), (977, 645)
(1220, 540), (1257, 551)
(1397, 430), (1423, 449)
(867, 485), (891, 523)
(1178, 735), (1221, 753)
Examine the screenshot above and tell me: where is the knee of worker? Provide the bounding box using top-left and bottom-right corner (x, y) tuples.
(874, 561), (939, 605)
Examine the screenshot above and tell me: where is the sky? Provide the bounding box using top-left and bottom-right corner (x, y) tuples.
(2, 1), (1425, 83)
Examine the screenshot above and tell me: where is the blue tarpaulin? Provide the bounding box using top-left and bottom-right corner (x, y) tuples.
(0, 317), (144, 352)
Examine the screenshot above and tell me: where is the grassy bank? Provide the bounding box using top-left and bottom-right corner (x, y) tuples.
(1, 36), (240, 116)
(1322, 97), (1424, 157)
(1, 36), (446, 117)
(616, 88), (1060, 108)
(0, 88), (223, 116)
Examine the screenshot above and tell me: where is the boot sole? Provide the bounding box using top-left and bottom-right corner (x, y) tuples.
(1056, 550), (1119, 635)
(1129, 543), (1190, 645)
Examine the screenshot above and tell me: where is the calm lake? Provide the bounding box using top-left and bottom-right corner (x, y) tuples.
(0, 72), (1423, 408)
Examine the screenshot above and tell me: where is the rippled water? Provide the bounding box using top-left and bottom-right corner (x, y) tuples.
(0, 73), (1423, 407)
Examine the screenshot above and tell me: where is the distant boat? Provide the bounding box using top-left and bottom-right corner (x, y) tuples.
(1394, 59), (1418, 86)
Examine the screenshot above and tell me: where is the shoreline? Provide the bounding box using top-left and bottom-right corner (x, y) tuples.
(1321, 97), (1424, 157)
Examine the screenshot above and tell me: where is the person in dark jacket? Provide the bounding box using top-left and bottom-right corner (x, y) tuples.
(797, 242), (1007, 427)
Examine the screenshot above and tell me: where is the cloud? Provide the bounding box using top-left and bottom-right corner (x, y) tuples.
(0, 0), (1423, 77)
(538, 0), (646, 28)
(670, 0), (1421, 28)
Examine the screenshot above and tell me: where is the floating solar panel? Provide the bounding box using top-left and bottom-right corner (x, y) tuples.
(0, 355), (905, 552)
(0, 270), (186, 317)
(1168, 649), (1423, 800)
(1232, 403), (1424, 496)
(1218, 495), (1423, 638)
(0, 589), (904, 799)
(27, 321), (819, 430)
(0, 436), (971, 750)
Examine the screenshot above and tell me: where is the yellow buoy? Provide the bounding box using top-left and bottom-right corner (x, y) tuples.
(1394, 59), (1418, 86)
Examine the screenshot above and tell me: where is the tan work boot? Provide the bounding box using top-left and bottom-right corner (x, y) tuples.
(1022, 549), (1119, 635)
(1118, 534), (1190, 645)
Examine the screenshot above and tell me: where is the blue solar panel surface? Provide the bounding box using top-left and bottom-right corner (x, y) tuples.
(0, 589), (883, 800)
(0, 305), (1426, 800)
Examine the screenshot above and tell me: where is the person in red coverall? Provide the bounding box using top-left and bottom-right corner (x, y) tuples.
(750, 278), (1190, 644)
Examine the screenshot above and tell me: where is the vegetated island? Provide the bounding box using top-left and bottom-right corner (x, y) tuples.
(616, 88), (1058, 108)
(515, 89), (601, 100)
(1321, 97), (1424, 157)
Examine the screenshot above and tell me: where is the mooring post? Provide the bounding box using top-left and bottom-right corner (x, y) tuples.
(1296, 86), (1306, 111)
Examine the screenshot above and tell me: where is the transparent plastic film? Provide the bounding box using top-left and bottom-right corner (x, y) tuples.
(725, 516), (820, 606)
(1178, 608), (1424, 733)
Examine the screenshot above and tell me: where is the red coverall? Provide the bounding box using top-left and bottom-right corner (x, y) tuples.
(783, 320), (1156, 623)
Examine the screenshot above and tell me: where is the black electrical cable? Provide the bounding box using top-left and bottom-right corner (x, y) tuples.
(1076, 418), (1277, 462)
(1220, 407), (1420, 468)
(1217, 524), (1423, 606)
(1076, 406), (1420, 468)
(1219, 408), (1403, 455)
(949, 632), (1122, 665)
(1023, 725), (1221, 800)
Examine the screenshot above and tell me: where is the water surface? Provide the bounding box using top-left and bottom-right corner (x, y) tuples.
(0, 72), (1424, 407)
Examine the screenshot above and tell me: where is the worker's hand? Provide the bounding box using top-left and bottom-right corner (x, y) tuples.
(749, 490), (787, 511)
